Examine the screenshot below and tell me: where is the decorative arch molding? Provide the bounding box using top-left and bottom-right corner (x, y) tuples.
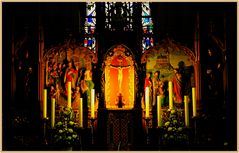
(102, 44), (138, 109)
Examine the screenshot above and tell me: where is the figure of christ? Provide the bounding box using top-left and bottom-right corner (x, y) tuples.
(110, 56), (131, 94)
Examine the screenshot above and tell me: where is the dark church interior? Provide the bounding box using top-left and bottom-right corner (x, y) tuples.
(2, 2), (237, 151)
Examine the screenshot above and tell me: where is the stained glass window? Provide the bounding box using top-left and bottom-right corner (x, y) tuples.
(105, 2), (133, 31)
(85, 2), (96, 52)
(142, 2), (154, 53)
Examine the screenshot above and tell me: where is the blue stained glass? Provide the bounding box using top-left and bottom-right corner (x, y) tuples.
(88, 17), (93, 23)
(146, 38), (150, 47)
(85, 2), (96, 52)
(142, 2), (154, 52)
(88, 38), (92, 46)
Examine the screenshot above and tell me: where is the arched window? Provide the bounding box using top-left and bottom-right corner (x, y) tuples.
(142, 2), (154, 53)
(105, 2), (133, 31)
(84, 2), (96, 53)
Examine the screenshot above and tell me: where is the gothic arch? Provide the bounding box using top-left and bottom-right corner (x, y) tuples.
(102, 44), (138, 109)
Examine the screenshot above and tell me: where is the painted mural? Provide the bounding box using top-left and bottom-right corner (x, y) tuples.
(141, 39), (195, 108)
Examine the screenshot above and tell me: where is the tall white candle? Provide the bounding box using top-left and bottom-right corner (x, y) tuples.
(51, 98), (55, 128)
(157, 96), (162, 127)
(192, 87), (197, 117)
(91, 89), (95, 119)
(79, 98), (83, 128)
(168, 81), (173, 109)
(43, 89), (47, 118)
(67, 82), (71, 108)
(145, 87), (150, 118)
(184, 96), (189, 127)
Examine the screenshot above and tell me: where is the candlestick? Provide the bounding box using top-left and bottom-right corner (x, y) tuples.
(43, 89), (47, 118)
(67, 82), (71, 108)
(90, 118), (96, 144)
(184, 96), (189, 127)
(51, 98), (55, 128)
(192, 87), (197, 117)
(168, 81), (173, 109)
(91, 89), (95, 119)
(145, 118), (150, 144)
(145, 87), (149, 118)
(79, 98), (83, 128)
(157, 96), (162, 127)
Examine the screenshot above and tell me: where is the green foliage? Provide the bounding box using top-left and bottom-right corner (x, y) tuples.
(161, 109), (189, 145)
(52, 107), (80, 146)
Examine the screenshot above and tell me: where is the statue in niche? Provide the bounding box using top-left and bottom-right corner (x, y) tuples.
(24, 67), (33, 97)
(206, 48), (222, 97)
(18, 49), (34, 103)
(110, 55), (130, 94)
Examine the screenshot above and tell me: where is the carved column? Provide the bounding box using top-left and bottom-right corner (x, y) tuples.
(11, 15), (16, 102)
(194, 13), (201, 109)
(38, 15), (45, 117)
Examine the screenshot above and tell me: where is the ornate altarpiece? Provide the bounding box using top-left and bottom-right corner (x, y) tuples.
(39, 40), (98, 123)
(141, 38), (197, 126)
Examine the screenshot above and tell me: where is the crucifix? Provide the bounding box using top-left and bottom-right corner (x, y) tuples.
(110, 55), (130, 94)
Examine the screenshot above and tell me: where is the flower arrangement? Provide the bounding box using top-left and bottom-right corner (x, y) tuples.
(52, 107), (80, 146)
(161, 109), (189, 145)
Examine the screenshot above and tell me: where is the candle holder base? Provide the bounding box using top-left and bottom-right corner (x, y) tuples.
(144, 118), (151, 145)
(90, 118), (96, 145)
(192, 116), (199, 145)
(42, 117), (49, 145)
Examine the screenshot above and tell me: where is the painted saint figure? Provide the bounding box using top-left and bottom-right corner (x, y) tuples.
(72, 87), (81, 109)
(144, 72), (152, 108)
(152, 71), (160, 106)
(84, 69), (94, 107)
(172, 69), (183, 104)
(64, 60), (76, 95)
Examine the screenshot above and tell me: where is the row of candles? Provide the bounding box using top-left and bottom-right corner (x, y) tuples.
(145, 81), (197, 127)
(43, 82), (95, 128)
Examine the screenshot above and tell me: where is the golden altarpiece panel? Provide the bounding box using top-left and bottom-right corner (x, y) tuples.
(141, 39), (197, 127)
(40, 40), (98, 125)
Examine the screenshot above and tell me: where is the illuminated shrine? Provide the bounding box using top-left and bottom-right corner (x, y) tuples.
(2, 2), (237, 151)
